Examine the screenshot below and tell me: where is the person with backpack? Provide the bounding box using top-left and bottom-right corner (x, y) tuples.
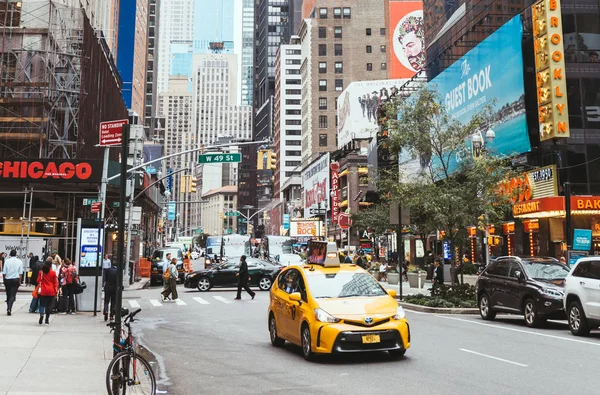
(37, 259), (58, 325)
(161, 258), (179, 302)
(161, 252), (172, 296)
(59, 258), (78, 314)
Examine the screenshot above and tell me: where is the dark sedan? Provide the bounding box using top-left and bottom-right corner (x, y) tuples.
(476, 256), (570, 327)
(184, 258), (283, 292)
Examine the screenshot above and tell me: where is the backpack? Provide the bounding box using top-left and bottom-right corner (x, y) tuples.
(164, 266), (171, 279)
(67, 268), (77, 284)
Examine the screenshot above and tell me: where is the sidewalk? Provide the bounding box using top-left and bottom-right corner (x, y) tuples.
(378, 279), (433, 296)
(0, 276), (149, 294)
(0, 297), (114, 395)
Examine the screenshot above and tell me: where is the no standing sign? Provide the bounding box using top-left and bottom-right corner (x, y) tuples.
(99, 119), (128, 146)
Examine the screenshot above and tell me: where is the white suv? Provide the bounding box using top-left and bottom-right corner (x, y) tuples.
(563, 257), (600, 336)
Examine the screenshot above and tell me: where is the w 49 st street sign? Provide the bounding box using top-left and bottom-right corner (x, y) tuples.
(198, 153), (241, 164)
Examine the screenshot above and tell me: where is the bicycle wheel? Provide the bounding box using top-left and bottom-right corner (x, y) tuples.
(106, 351), (156, 395)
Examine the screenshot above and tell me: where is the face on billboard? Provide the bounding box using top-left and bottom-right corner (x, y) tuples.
(389, 2), (424, 79)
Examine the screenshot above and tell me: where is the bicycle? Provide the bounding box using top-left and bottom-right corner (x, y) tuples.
(106, 308), (157, 395)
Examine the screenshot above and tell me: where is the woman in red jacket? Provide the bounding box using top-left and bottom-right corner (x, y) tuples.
(37, 258), (58, 325)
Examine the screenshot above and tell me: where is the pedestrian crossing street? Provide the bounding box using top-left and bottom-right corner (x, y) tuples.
(123, 294), (257, 308)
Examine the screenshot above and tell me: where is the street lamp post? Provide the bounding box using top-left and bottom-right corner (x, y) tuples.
(471, 128), (495, 268)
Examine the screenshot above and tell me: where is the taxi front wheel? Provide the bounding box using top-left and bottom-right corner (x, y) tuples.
(301, 324), (315, 361)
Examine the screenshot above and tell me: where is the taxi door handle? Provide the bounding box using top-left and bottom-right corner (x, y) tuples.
(580, 281), (585, 285)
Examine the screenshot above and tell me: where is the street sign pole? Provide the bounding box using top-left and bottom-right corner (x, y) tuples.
(93, 146), (110, 316)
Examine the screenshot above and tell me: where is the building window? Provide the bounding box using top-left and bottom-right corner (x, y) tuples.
(285, 161), (301, 167)
(319, 97), (327, 110)
(286, 109), (301, 115)
(318, 27), (327, 38)
(333, 7), (341, 18)
(366, 45), (372, 53)
(318, 44), (327, 56)
(335, 62), (343, 73)
(286, 140), (302, 146)
(319, 8), (327, 18)
(366, 63), (372, 71)
(334, 26), (342, 38)
(343, 7), (351, 18)
(319, 134), (328, 146)
(334, 44), (343, 56)
(319, 115), (328, 128)
(286, 89), (301, 95)
(335, 79), (343, 91)
(319, 79), (327, 91)
(380, 44), (386, 53)
(366, 28), (371, 36)
(285, 130), (301, 136)
(381, 62), (387, 70)
(286, 99), (301, 105)
(380, 28), (386, 36)
(319, 61), (327, 73)
(286, 119), (301, 125)
(286, 150), (302, 156)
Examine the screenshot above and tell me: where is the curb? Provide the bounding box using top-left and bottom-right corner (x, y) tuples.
(124, 278), (150, 291)
(398, 301), (479, 315)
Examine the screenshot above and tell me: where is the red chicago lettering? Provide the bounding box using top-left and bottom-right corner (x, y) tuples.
(28, 162), (44, 179)
(59, 162), (75, 179)
(44, 162), (60, 178)
(76, 163), (92, 180)
(3, 161), (20, 178)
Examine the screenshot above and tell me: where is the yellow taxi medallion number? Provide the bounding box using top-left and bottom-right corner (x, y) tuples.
(362, 334), (381, 344)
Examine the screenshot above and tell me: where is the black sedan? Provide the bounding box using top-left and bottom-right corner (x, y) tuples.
(184, 258), (282, 292)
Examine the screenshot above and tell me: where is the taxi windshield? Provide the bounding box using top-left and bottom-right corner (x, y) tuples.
(307, 272), (387, 298)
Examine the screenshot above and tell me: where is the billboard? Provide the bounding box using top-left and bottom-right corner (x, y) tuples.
(290, 220), (320, 237)
(302, 153), (330, 213)
(389, 1), (424, 79)
(0, 159), (103, 184)
(337, 79), (409, 148)
(399, 15), (531, 177)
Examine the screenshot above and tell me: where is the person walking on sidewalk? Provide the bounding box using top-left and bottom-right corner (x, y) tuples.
(161, 258), (179, 302)
(235, 255), (255, 300)
(432, 258), (444, 286)
(102, 254), (112, 290)
(3, 250), (23, 316)
(29, 257), (43, 313)
(103, 261), (118, 321)
(37, 259), (58, 325)
(60, 258), (78, 314)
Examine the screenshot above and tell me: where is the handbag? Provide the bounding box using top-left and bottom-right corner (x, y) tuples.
(32, 273), (43, 298)
(73, 281), (87, 295)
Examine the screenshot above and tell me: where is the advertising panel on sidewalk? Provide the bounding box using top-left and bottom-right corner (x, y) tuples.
(302, 153), (330, 214)
(337, 79), (409, 148)
(399, 15), (531, 178)
(389, 1), (424, 78)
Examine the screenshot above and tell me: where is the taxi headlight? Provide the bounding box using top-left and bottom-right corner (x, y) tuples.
(314, 308), (341, 323)
(393, 306), (406, 320)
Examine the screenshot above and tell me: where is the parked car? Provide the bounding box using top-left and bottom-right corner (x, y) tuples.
(476, 256), (569, 327)
(563, 257), (600, 336)
(150, 247), (186, 285)
(184, 257), (282, 292)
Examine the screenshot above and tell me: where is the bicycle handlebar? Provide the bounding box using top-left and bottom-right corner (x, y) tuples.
(106, 308), (142, 329)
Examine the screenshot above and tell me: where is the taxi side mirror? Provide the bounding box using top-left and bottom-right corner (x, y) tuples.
(387, 289), (397, 298)
(289, 292), (302, 303)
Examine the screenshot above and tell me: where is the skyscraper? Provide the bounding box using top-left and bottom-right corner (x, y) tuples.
(157, 0), (194, 94)
(193, 0), (235, 50)
(240, 0), (254, 106)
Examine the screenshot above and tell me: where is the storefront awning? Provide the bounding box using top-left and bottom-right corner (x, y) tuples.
(513, 196), (600, 218)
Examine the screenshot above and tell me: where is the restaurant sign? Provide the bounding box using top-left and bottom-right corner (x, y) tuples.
(498, 165), (558, 203)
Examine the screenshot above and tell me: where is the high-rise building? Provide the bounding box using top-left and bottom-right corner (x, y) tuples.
(132, 0), (149, 120)
(159, 76), (195, 233)
(274, 38), (302, 198)
(240, 0), (254, 106)
(157, 0), (194, 94)
(299, 0), (388, 165)
(80, 0), (121, 59)
(145, 0), (161, 137)
(193, 0), (235, 50)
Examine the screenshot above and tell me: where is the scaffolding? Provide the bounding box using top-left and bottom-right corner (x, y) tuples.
(0, 0), (84, 159)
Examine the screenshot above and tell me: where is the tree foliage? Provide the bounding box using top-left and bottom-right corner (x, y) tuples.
(378, 86), (517, 253)
(350, 203), (392, 236)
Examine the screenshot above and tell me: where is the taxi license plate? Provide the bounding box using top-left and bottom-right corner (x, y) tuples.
(362, 334), (380, 344)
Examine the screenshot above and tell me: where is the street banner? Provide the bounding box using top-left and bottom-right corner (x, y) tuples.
(302, 153), (330, 214)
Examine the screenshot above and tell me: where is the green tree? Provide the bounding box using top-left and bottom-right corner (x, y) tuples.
(350, 202), (392, 236)
(379, 86), (516, 262)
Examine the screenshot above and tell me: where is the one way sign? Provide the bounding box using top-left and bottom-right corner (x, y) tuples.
(99, 119), (128, 147)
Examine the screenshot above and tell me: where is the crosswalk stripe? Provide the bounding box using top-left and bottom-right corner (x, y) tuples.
(175, 299), (186, 305)
(213, 296), (233, 304)
(128, 300), (141, 308)
(149, 299), (162, 307)
(193, 297), (209, 305)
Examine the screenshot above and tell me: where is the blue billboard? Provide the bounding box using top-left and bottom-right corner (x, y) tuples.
(573, 229), (592, 251)
(399, 15), (530, 177)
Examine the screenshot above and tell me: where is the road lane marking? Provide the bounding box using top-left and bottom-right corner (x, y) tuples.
(149, 299), (162, 307)
(175, 299), (186, 305)
(193, 297), (209, 305)
(438, 315), (600, 348)
(214, 296), (233, 304)
(459, 348), (528, 367)
(128, 300), (141, 308)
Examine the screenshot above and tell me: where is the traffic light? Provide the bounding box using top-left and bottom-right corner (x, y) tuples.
(257, 150), (266, 170)
(266, 150), (277, 170)
(311, 227), (316, 236)
(179, 175), (189, 193)
(247, 223), (253, 235)
(188, 176), (197, 193)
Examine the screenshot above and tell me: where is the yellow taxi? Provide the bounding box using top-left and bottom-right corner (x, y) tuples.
(267, 241), (410, 360)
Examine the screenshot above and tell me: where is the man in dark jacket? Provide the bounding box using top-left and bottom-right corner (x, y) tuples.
(29, 258), (43, 313)
(234, 255), (255, 300)
(103, 263), (118, 321)
(433, 258), (444, 285)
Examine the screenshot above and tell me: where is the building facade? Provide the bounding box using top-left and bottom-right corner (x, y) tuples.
(201, 186), (238, 236)
(274, 40), (303, 198)
(131, 0), (149, 120)
(299, 0), (389, 166)
(240, 0), (254, 105)
(145, 0), (161, 136)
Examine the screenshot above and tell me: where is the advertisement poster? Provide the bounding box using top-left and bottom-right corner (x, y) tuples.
(573, 229), (592, 251)
(290, 221), (320, 237)
(389, 1), (424, 79)
(337, 79), (409, 148)
(302, 153), (330, 213)
(79, 228), (102, 268)
(167, 201), (176, 221)
(399, 15), (531, 178)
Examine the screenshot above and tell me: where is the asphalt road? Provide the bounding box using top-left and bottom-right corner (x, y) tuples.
(124, 284), (600, 395)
